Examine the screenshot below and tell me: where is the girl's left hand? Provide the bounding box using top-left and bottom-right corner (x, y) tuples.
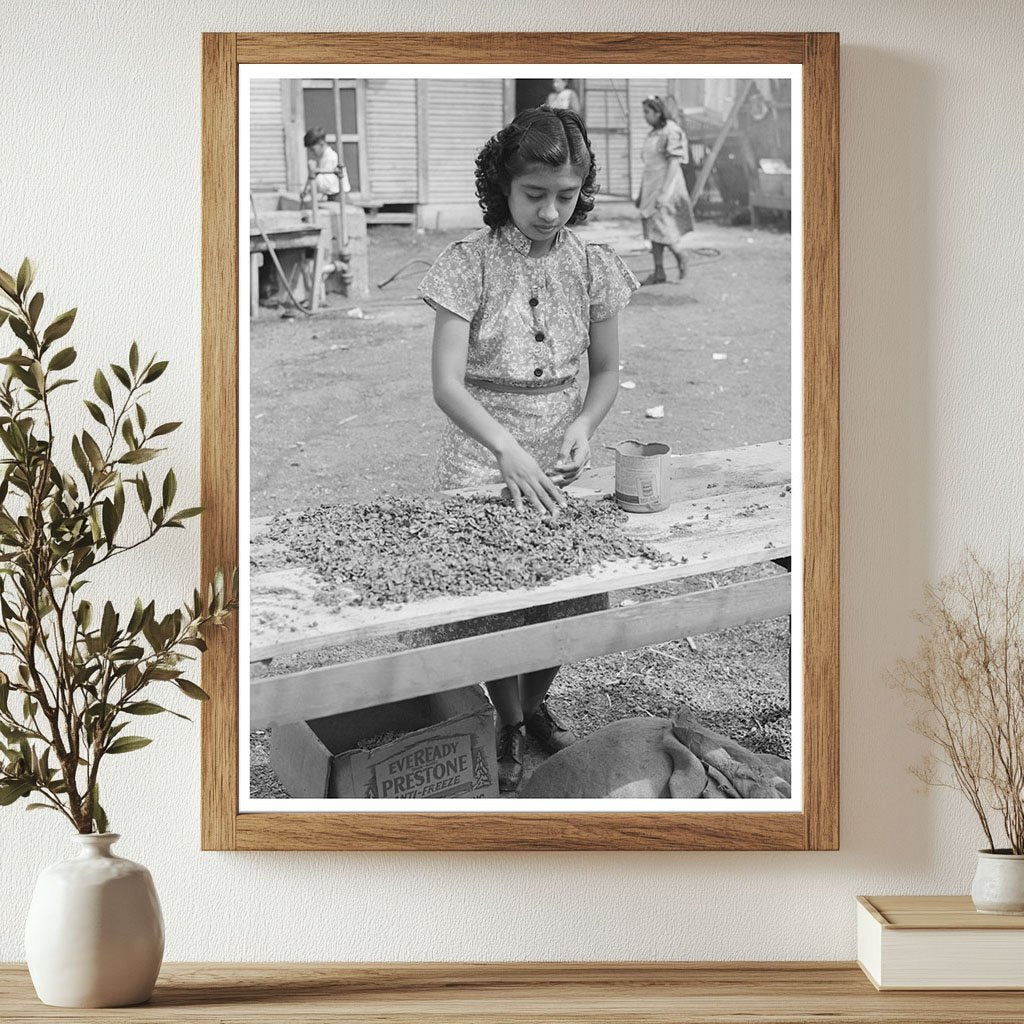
(553, 423), (591, 485)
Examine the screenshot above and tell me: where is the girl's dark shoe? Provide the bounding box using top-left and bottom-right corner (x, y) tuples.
(641, 269), (667, 286)
(526, 701), (578, 753)
(496, 722), (525, 792)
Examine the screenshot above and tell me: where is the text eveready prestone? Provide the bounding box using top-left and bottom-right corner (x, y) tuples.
(374, 736), (475, 798)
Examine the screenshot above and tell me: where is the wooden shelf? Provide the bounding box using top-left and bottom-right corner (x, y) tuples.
(3, 962), (1024, 1022)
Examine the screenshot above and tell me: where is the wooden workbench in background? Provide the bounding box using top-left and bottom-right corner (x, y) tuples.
(2, 962), (1021, 1022)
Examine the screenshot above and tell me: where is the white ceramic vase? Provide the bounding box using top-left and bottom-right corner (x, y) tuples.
(25, 833), (164, 1007)
(971, 849), (1024, 915)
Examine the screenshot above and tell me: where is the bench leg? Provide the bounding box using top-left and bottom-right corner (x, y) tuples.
(309, 245), (323, 312)
(250, 252), (263, 319)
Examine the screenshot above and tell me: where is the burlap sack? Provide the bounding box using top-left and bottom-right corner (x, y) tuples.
(520, 707), (790, 800)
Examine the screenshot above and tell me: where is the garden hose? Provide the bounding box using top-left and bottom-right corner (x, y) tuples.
(376, 258), (434, 290)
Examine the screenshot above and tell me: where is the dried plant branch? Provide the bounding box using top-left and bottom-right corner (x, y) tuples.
(894, 551), (1024, 854)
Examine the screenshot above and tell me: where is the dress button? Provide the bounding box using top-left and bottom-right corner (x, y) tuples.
(534, 331), (545, 342)
(529, 297), (539, 307)
(533, 368), (543, 377)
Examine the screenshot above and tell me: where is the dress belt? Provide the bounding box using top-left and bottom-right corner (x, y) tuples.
(465, 375), (576, 395)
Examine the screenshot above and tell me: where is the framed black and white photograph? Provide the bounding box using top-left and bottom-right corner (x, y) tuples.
(201, 32), (838, 851)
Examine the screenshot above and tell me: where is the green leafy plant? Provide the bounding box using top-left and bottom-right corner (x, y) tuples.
(895, 552), (1024, 853)
(0, 259), (236, 833)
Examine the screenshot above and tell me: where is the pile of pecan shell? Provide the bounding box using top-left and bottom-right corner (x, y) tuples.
(261, 495), (667, 607)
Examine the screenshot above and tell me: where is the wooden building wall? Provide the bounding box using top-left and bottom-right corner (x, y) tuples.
(247, 77), (734, 218)
(422, 79), (505, 204)
(249, 79), (288, 189)
(583, 79), (635, 198)
(365, 79), (418, 203)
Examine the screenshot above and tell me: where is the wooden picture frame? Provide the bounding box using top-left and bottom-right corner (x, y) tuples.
(201, 32), (838, 851)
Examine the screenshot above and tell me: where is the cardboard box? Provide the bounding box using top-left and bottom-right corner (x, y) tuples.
(271, 685), (498, 799)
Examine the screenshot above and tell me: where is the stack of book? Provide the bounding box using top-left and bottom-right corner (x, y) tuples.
(857, 895), (1024, 990)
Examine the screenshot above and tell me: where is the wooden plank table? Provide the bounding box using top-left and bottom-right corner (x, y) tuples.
(250, 441), (793, 729)
(249, 221), (326, 317)
(3, 962), (1022, 1022)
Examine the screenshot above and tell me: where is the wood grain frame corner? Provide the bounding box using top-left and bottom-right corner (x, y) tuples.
(200, 31), (839, 852)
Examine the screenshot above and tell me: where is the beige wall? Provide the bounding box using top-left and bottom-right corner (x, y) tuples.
(2, 1), (1022, 961)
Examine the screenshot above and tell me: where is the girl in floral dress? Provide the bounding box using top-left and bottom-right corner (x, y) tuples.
(418, 106), (639, 792)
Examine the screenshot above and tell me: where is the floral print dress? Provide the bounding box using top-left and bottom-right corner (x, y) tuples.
(418, 223), (639, 489)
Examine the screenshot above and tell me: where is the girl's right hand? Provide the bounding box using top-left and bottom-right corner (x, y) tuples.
(497, 443), (567, 517)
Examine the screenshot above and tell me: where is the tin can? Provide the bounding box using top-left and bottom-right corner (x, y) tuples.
(613, 440), (672, 513)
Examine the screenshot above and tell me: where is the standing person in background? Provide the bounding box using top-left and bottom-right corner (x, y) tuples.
(637, 95), (694, 284)
(546, 77), (581, 113)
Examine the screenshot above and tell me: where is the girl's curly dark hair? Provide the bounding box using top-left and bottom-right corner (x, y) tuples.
(474, 106), (599, 229)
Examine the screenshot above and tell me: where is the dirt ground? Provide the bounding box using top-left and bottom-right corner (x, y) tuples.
(249, 208), (793, 799)
(251, 216), (790, 512)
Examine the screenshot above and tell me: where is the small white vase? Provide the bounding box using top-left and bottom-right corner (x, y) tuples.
(971, 849), (1024, 915)
(25, 833), (164, 1007)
